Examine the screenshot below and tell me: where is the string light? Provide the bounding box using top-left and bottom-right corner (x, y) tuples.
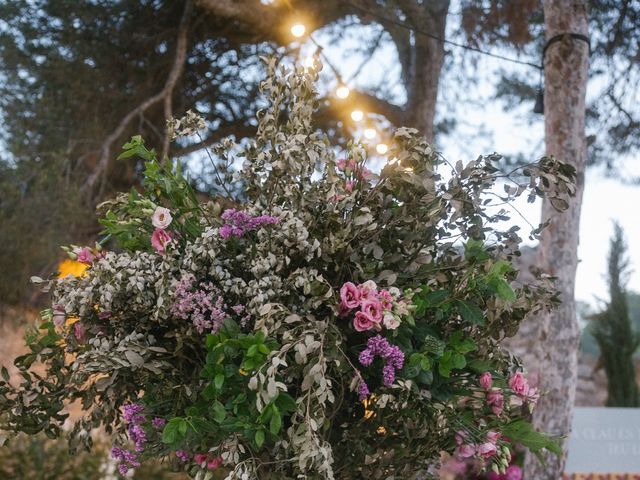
(350, 110), (364, 122)
(335, 85), (350, 99)
(376, 143), (388, 155)
(290, 23), (306, 38)
(363, 128), (377, 140)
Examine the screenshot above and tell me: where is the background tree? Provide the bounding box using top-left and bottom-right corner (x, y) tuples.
(524, 1), (589, 478)
(590, 223), (640, 407)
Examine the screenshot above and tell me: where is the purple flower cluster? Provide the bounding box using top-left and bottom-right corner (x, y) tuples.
(111, 446), (141, 475)
(113, 403), (167, 474)
(219, 208), (279, 239)
(172, 276), (234, 333)
(357, 379), (370, 400)
(176, 450), (191, 462)
(358, 335), (405, 388)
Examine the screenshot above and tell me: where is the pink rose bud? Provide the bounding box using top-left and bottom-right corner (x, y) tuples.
(508, 372), (529, 396)
(454, 443), (476, 459)
(207, 456), (223, 470)
(479, 372), (492, 390)
(353, 311), (376, 332)
(486, 389), (504, 416)
(151, 228), (172, 254)
(486, 430), (501, 444)
(477, 442), (497, 458)
(194, 453), (208, 465)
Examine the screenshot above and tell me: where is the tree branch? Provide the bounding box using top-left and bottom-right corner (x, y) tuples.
(81, 0), (193, 198)
(172, 122), (257, 157)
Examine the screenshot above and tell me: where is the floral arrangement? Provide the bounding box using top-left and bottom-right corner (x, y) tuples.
(0, 60), (576, 479)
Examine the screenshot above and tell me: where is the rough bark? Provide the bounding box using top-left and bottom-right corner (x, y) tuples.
(524, 1), (589, 478)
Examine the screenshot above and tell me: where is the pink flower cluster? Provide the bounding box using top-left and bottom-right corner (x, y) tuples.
(454, 430), (501, 461)
(339, 281), (404, 332)
(358, 335), (405, 398)
(479, 372), (504, 416)
(219, 209), (279, 239)
(174, 450), (223, 470)
(478, 371), (538, 418)
(336, 158), (372, 180)
(172, 276), (243, 333)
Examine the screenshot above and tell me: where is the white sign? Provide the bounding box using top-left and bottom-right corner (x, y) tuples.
(565, 407), (640, 473)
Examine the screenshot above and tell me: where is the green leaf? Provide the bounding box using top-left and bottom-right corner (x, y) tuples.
(502, 419), (562, 461)
(255, 429), (265, 448)
(275, 392), (297, 412)
(214, 373), (225, 390)
(212, 401), (226, 423)
(493, 278), (516, 301)
(464, 239), (489, 262)
(269, 408), (282, 435)
(1, 366), (9, 382)
(455, 300), (485, 325)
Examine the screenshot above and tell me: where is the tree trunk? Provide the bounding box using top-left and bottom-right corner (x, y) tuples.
(524, 1), (589, 479)
(404, 1), (449, 143)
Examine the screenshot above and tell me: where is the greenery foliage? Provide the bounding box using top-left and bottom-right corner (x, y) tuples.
(1, 60), (575, 479)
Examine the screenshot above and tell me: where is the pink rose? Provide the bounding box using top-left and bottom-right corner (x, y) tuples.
(358, 280), (378, 300)
(340, 282), (361, 310)
(508, 372), (529, 396)
(454, 443), (476, 459)
(194, 453), (208, 465)
(361, 298), (383, 322)
(74, 247), (95, 264)
(74, 322), (87, 343)
(486, 430), (501, 444)
(353, 311), (376, 332)
(151, 228), (172, 254)
(382, 312), (400, 330)
(477, 442), (497, 458)
(455, 430), (468, 445)
(486, 389), (504, 416)
(479, 372), (492, 390)
(207, 456), (223, 470)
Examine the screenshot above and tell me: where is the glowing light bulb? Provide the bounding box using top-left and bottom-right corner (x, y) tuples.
(364, 128), (377, 140)
(376, 143), (389, 155)
(351, 110), (364, 122)
(335, 85), (350, 99)
(290, 23), (306, 38)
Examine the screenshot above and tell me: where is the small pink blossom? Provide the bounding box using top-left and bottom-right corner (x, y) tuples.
(52, 304), (66, 328)
(207, 456), (223, 470)
(74, 322), (87, 342)
(504, 465), (523, 480)
(152, 206), (172, 229)
(336, 159), (347, 170)
(478, 442), (497, 458)
(358, 280), (378, 300)
(508, 372), (529, 396)
(345, 181), (355, 192)
(486, 389), (504, 416)
(378, 289), (394, 310)
(486, 430), (501, 444)
(525, 386), (539, 405)
(340, 282), (361, 310)
(194, 453), (208, 465)
(455, 443), (476, 459)
(382, 312), (400, 330)
(74, 247), (95, 264)
(455, 430), (468, 445)
(353, 311), (376, 332)
(151, 228), (172, 254)
(361, 298), (383, 322)
(479, 372), (493, 390)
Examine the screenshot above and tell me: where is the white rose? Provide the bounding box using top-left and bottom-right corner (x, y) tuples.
(152, 206), (172, 229)
(383, 312), (400, 330)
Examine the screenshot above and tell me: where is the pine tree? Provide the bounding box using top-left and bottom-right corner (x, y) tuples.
(591, 222), (640, 407)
